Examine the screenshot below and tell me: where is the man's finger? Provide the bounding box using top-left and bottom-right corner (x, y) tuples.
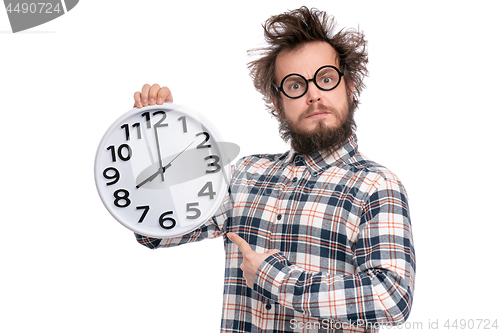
(141, 84), (151, 106)
(148, 83), (161, 105)
(133, 91), (143, 108)
(158, 86), (173, 104)
(228, 232), (253, 255)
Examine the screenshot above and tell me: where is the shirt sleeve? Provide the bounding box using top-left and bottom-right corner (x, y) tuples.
(253, 177), (416, 325)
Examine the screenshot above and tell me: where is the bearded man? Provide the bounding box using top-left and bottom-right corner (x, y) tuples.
(133, 7), (415, 333)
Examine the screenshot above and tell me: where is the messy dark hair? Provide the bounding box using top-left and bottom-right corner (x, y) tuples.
(248, 6), (369, 118)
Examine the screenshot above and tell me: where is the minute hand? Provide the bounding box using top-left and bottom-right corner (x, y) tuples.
(154, 122), (165, 181)
(164, 140), (195, 168)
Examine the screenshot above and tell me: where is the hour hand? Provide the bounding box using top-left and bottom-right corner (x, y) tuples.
(136, 164), (172, 189)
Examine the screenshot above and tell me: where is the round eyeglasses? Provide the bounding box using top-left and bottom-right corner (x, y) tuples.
(275, 65), (345, 99)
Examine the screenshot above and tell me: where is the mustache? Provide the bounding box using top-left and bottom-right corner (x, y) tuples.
(300, 103), (336, 119)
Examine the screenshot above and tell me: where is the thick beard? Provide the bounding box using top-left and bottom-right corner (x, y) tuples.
(278, 101), (356, 155)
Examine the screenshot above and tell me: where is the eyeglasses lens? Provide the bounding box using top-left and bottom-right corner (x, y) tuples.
(316, 67), (340, 90)
(282, 76), (307, 98)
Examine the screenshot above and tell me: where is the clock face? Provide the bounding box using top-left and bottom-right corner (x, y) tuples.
(95, 104), (232, 238)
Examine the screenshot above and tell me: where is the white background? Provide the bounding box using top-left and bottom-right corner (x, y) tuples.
(1, 1), (499, 332)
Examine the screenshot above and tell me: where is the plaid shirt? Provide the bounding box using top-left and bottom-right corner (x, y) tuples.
(135, 134), (416, 332)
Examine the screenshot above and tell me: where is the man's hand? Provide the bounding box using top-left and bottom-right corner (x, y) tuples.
(134, 83), (173, 108)
(228, 232), (280, 288)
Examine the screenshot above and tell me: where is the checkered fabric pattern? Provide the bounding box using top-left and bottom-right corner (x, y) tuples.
(135, 134), (416, 332)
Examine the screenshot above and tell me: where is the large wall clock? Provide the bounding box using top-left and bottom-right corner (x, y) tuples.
(95, 104), (237, 238)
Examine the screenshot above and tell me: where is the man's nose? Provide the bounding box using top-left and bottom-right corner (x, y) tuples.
(306, 80), (322, 104)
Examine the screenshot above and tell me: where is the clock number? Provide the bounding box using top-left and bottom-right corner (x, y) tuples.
(103, 167), (120, 186)
(121, 123), (142, 140)
(186, 202), (201, 219)
(196, 132), (211, 149)
(107, 144), (132, 162)
(178, 116), (188, 133)
(153, 111), (169, 128)
(142, 112), (151, 128)
(121, 124), (129, 140)
(205, 155), (221, 173)
(113, 189), (131, 208)
(136, 205), (150, 223)
(133, 123), (142, 139)
(159, 211), (176, 229)
(143, 111), (169, 129)
(198, 181), (216, 199)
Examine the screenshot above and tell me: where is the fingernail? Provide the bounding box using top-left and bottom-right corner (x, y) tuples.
(142, 99), (147, 105)
(150, 98), (155, 104)
(157, 98), (163, 104)
(227, 233), (233, 240)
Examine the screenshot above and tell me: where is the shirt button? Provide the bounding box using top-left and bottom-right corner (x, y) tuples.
(266, 303), (272, 310)
(292, 177), (298, 182)
(277, 214), (282, 220)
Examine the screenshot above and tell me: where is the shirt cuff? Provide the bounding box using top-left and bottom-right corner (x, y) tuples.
(253, 252), (294, 302)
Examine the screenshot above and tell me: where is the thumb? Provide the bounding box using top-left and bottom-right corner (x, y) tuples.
(265, 249), (280, 255)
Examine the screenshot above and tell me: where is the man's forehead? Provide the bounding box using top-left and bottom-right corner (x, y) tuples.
(275, 41), (340, 79)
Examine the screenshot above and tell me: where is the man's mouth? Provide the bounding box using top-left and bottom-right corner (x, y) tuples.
(306, 110), (330, 118)
(302, 104), (333, 119)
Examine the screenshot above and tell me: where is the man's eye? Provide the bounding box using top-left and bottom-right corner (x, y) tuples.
(290, 83), (301, 90)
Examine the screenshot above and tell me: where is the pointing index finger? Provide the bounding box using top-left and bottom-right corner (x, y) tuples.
(228, 232), (253, 255)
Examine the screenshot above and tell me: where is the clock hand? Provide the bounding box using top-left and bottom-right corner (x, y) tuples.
(164, 140), (195, 167)
(136, 166), (166, 189)
(135, 140), (195, 189)
(153, 125), (165, 182)
(136, 164), (172, 189)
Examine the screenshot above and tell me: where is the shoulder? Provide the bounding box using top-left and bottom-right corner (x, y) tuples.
(350, 152), (401, 182)
(346, 151), (408, 200)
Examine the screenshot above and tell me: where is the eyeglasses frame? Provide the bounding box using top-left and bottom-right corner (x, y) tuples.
(274, 65), (345, 99)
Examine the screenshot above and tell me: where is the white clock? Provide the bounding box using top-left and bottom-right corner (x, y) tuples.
(94, 104), (237, 238)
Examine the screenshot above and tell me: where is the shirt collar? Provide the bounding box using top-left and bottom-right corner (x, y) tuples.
(280, 133), (359, 175)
